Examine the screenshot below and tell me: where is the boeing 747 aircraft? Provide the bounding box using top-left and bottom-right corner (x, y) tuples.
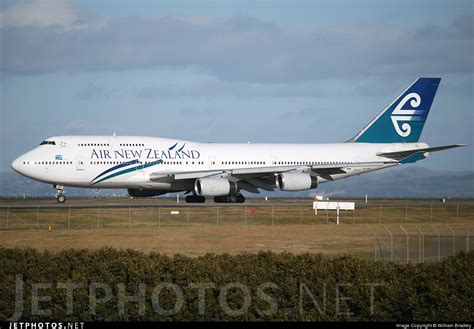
(11, 78), (465, 203)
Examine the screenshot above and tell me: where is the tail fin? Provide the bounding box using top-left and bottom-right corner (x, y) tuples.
(351, 78), (441, 143)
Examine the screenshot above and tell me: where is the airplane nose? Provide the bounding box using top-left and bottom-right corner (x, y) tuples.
(11, 157), (22, 174)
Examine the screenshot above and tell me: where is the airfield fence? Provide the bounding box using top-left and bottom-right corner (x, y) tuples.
(367, 224), (473, 263)
(0, 202), (473, 231)
(1, 203), (472, 263)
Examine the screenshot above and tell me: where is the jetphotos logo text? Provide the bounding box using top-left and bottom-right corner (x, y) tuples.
(90, 142), (200, 160)
(390, 92), (424, 138)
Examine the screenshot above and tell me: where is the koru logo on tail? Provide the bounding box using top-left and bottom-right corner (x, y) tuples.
(390, 93), (422, 137)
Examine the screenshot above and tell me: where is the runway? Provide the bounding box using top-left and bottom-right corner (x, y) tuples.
(0, 199), (472, 209)
(0, 202), (306, 209)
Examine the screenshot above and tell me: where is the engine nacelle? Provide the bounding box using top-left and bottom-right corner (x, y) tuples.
(276, 173), (318, 191)
(194, 178), (238, 197)
(127, 189), (169, 197)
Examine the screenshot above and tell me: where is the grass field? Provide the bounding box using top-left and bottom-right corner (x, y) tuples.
(0, 198), (472, 262)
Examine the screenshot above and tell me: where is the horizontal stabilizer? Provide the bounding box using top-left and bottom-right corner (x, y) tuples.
(377, 144), (467, 161)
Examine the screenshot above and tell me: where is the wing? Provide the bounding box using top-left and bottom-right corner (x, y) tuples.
(149, 161), (391, 194)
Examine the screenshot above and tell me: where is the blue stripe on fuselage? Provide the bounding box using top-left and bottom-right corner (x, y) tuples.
(91, 159), (139, 182)
(90, 159), (163, 185)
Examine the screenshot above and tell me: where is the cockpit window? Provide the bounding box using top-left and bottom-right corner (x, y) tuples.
(40, 141), (56, 145)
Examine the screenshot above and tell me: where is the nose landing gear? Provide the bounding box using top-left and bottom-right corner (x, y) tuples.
(54, 185), (66, 203)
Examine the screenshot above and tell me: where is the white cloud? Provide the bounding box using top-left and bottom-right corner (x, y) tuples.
(76, 83), (116, 99)
(0, 1), (472, 83)
(0, 0), (91, 27)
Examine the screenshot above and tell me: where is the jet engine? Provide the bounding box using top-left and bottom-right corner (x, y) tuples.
(194, 178), (238, 197)
(276, 173), (318, 191)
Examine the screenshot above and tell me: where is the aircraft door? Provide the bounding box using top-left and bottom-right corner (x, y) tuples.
(270, 155), (278, 166)
(109, 136), (120, 153)
(76, 156), (85, 171)
(209, 155), (216, 169)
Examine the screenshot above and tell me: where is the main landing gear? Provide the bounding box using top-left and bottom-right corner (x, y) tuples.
(54, 185), (66, 203)
(214, 193), (245, 204)
(185, 193), (246, 203)
(185, 195), (206, 203)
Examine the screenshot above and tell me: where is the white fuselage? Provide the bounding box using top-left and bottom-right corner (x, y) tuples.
(11, 135), (429, 191)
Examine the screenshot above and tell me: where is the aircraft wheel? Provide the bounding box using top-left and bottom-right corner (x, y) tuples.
(186, 195), (206, 203)
(57, 195), (66, 203)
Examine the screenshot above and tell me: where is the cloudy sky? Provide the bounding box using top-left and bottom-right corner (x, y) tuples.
(1, 0), (473, 172)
